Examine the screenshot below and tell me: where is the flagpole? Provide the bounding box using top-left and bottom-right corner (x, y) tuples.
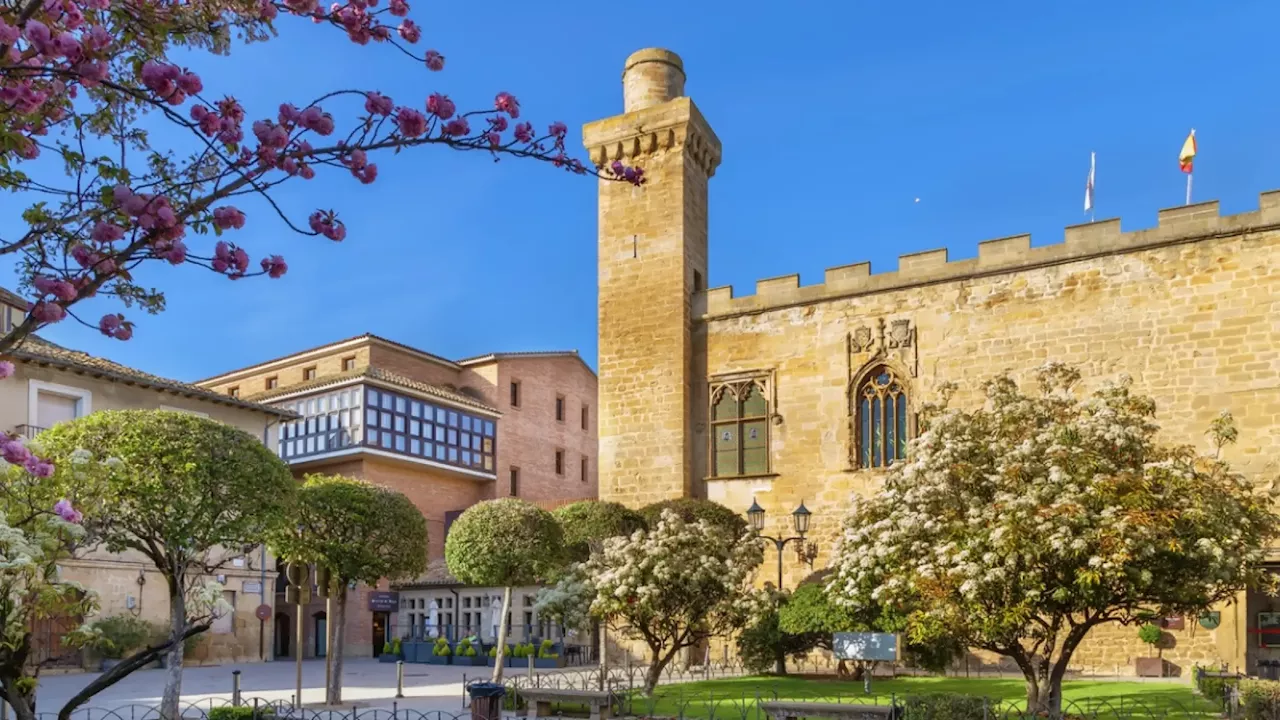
(1186, 173), (1193, 206)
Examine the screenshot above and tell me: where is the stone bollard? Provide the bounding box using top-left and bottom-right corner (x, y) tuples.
(232, 670), (242, 706)
(468, 682), (506, 720)
(396, 660), (405, 699)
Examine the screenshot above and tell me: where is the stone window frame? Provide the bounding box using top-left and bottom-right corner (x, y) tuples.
(849, 360), (915, 470)
(707, 369), (776, 480)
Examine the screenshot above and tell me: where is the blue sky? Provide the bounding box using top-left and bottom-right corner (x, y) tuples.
(7, 0), (1280, 380)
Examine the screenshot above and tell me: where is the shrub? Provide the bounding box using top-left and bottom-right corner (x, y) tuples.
(432, 638), (451, 657)
(637, 498), (747, 538)
(1195, 666), (1238, 708)
(208, 707), (275, 720)
(391, 638), (401, 655)
(900, 694), (989, 720)
(382, 642), (392, 655)
(92, 615), (153, 659)
(1138, 623), (1163, 646)
(456, 639), (477, 657)
(537, 639), (558, 659)
(1239, 679), (1280, 720)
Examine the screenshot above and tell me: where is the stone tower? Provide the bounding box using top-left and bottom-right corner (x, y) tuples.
(584, 49), (722, 508)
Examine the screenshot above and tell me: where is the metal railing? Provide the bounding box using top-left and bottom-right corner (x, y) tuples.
(12, 424), (46, 439)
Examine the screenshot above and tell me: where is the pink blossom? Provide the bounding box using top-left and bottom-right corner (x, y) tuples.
(34, 276), (77, 302)
(51, 32), (82, 60)
(160, 240), (187, 265)
(487, 115), (508, 132)
(513, 122), (533, 143)
(494, 92), (520, 119)
(388, 0), (409, 15)
(54, 499), (81, 523)
(424, 49), (444, 71)
(548, 121), (568, 139)
(364, 92), (394, 116)
(486, 132), (500, 148)
(178, 72), (203, 95)
(213, 206), (246, 230)
(395, 107), (426, 137)
(442, 117), (469, 137)
(77, 60), (109, 85)
(261, 255), (288, 278)
(278, 103), (300, 124)
(259, 0), (279, 20)
(114, 324), (133, 341)
(308, 210), (347, 241)
(0, 361), (13, 380)
(352, 163), (377, 184)
(0, 19), (19, 45)
(30, 301), (66, 324)
(397, 19), (420, 43)
(25, 457), (54, 478)
(23, 20), (51, 50)
(1, 439), (30, 465)
(85, 24), (111, 50)
(426, 93), (454, 120)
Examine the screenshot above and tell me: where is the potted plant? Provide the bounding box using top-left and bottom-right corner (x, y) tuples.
(456, 637), (485, 666)
(1135, 622), (1165, 677)
(379, 640), (398, 663)
(428, 637), (452, 665)
(487, 644), (513, 668)
(91, 615), (151, 671)
(534, 639), (564, 669)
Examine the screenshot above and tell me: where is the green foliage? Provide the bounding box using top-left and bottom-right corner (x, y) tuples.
(537, 639), (557, 659)
(433, 638), (451, 657)
(778, 570), (874, 644)
(552, 500), (646, 563)
(267, 474), (427, 586)
(382, 642), (392, 655)
(91, 615), (152, 659)
(1137, 623), (1163, 646)
(391, 638), (401, 655)
(1195, 669), (1237, 708)
(487, 644), (510, 658)
(638, 498), (746, 539)
(457, 638), (477, 657)
(207, 706), (275, 720)
(445, 499), (564, 587)
(901, 694), (989, 720)
(1238, 679), (1280, 720)
(736, 605), (815, 674)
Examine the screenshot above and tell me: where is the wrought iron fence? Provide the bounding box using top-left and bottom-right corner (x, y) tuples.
(32, 698), (466, 720)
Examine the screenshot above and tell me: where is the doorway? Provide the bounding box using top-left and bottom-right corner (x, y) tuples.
(275, 612), (290, 658)
(372, 612), (388, 656)
(314, 611), (327, 658)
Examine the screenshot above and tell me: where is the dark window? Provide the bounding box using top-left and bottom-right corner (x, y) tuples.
(444, 510), (463, 539)
(303, 366), (317, 381)
(228, 386), (240, 398)
(580, 457), (588, 483)
(856, 366), (910, 469)
(693, 269), (704, 292)
(581, 405), (589, 430)
(554, 450), (564, 476)
(510, 381), (520, 408)
(710, 379), (769, 478)
(265, 376), (278, 390)
(359, 386), (496, 474)
(342, 356), (356, 372)
(555, 395), (565, 422)
(509, 467), (519, 496)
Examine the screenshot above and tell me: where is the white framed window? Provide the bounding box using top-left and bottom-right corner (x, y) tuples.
(160, 405), (209, 418)
(27, 380), (92, 431)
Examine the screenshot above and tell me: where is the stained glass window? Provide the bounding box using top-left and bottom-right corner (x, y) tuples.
(709, 378), (770, 477)
(856, 366), (910, 469)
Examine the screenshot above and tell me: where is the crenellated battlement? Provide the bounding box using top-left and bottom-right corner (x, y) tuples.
(698, 190), (1280, 319)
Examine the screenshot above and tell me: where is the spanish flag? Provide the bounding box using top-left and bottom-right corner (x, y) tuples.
(1179, 129), (1197, 174)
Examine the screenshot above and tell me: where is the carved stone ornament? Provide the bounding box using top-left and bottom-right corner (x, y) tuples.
(848, 317), (918, 377)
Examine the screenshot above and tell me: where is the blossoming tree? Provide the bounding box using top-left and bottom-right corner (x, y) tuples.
(830, 364), (1280, 714)
(444, 498), (562, 683)
(267, 474), (427, 705)
(0, 0), (643, 360)
(539, 509), (763, 694)
(37, 410), (295, 720)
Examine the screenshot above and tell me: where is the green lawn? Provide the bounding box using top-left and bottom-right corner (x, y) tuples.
(603, 675), (1220, 719)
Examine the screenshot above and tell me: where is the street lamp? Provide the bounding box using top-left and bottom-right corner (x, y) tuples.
(745, 498), (814, 590)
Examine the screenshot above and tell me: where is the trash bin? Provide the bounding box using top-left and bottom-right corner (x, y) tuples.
(469, 682), (506, 720)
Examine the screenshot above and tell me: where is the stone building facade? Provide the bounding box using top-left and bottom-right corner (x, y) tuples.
(197, 335), (598, 661)
(589, 48), (1280, 676)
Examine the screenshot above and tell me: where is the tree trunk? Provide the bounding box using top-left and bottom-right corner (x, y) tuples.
(2, 676), (36, 720)
(160, 580), (186, 720)
(597, 620), (607, 692)
(490, 586), (513, 683)
(643, 643), (682, 695)
(326, 586), (348, 705)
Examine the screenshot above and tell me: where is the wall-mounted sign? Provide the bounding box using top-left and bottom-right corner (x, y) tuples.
(368, 591), (399, 612)
(243, 581), (263, 594)
(1161, 616), (1185, 631)
(1200, 612), (1222, 630)
(255, 604), (272, 621)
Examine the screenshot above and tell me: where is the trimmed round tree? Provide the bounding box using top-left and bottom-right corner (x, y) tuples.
(267, 474), (427, 705)
(37, 410), (295, 720)
(445, 499), (563, 681)
(831, 365), (1280, 714)
(638, 498), (746, 539)
(553, 500), (646, 563)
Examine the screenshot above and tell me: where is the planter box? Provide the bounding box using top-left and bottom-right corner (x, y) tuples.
(456, 654), (486, 666)
(1135, 657), (1166, 678)
(426, 654), (452, 665)
(402, 642), (427, 663)
(534, 657), (565, 669)
(378, 654), (400, 664)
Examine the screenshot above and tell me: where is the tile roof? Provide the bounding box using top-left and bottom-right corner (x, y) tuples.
(0, 286), (27, 309)
(456, 350), (596, 377)
(11, 336), (296, 418)
(196, 333), (460, 384)
(244, 365), (500, 414)
(392, 558), (459, 588)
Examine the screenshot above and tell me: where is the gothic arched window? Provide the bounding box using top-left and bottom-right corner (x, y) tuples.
(855, 366), (910, 468)
(710, 379), (770, 477)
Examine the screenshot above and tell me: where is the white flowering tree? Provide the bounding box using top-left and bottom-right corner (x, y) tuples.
(830, 364), (1280, 714)
(538, 510), (763, 694)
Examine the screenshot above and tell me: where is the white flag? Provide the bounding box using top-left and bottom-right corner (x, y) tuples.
(1084, 152), (1095, 214)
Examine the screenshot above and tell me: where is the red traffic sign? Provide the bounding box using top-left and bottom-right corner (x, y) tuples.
(255, 604), (272, 621)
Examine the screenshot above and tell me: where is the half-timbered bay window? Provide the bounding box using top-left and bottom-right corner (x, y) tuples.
(855, 365), (910, 468)
(710, 377), (771, 477)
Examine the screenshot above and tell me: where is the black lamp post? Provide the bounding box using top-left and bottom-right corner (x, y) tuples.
(746, 498), (812, 590)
